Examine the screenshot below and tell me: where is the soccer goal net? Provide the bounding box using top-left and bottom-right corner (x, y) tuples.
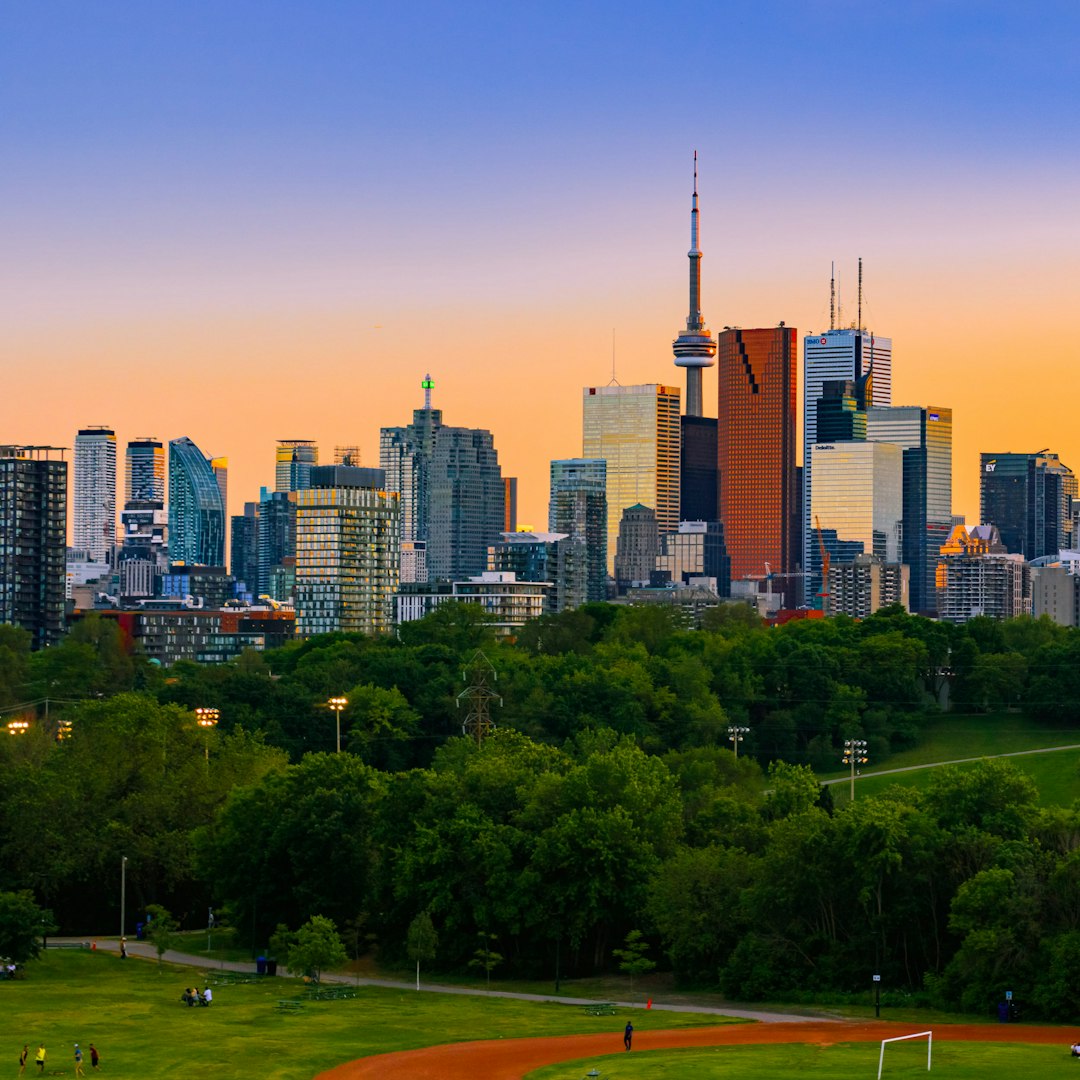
(878, 1030), (932, 1079)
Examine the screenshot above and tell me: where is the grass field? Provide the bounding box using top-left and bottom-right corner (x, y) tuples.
(526, 1040), (1073, 1079)
(821, 713), (1080, 807)
(1, 951), (726, 1080)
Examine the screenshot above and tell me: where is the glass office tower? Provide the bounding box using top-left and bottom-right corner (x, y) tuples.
(583, 384), (681, 570)
(549, 458), (608, 606)
(980, 451), (1077, 559)
(168, 437), (226, 566)
(809, 442), (903, 587)
(717, 327), (798, 586)
(867, 406), (952, 614)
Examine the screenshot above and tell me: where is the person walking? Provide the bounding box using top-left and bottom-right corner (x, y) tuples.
(623, 1021), (633, 1051)
(89, 1045), (100, 1071)
(19, 1045), (29, 1076)
(119, 938), (127, 960)
(74, 1045), (84, 1077)
(35, 1045), (46, 1074)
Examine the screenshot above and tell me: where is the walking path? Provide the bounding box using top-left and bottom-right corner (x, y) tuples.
(70, 938), (817, 1023)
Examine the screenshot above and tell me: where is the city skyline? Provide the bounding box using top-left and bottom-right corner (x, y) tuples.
(2, 3), (1078, 533)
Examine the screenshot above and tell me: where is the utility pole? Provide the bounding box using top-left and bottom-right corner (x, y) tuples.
(457, 651), (502, 746)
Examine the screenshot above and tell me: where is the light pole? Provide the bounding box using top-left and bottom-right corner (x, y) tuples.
(727, 725), (750, 759)
(6, 720), (30, 736)
(195, 707), (220, 764)
(842, 739), (868, 801)
(120, 855), (128, 944)
(328, 697), (348, 753)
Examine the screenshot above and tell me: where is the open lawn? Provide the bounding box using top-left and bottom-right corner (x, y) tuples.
(820, 713), (1080, 807)
(526, 1040), (1074, 1079)
(1, 951), (725, 1080)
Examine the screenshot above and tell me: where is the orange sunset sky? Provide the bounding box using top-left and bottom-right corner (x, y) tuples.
(2, 3), (1078, 541)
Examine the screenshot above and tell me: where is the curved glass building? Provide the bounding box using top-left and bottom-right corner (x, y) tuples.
(169, 437), (226, 566)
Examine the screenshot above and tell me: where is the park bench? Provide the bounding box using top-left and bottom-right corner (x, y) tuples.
(276, 999), (305, 1011)
(582, 1002), (616, 1016)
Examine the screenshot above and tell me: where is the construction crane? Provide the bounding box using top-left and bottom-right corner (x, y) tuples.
(815, 516), (831, 610)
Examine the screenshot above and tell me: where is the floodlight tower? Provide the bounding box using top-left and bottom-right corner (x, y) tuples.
(672, 151), (717, 417)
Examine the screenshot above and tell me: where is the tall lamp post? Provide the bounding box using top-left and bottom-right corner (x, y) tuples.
(120, 855), (128, 944)
(727, 725), (750, 759)
(842, 739), (868, 802)
(328, 697), (348, 753)
(6, 720), (30, 736)
(195, 707), (220, 764)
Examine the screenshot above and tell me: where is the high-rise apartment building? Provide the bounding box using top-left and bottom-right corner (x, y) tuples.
(867, 406), (953, 614)
(936, 524), (1031, 622)
(168, 437), (226, 566)
(125, 437), (165, 504)
(257, 490), (296, 599)
(717, 326), (798, 589)
(275, 440), (318, 492)
(0, 446), (68, 648)
(73, 426), (117, 561)
(231, 501), (260, 594)
(488, 531), (566, 613)
(980, 451), (1077, 560)
(381, 376), (503, 583)
(810, 442), (903, 583)
(803, 328), (892, 579)
(583, 384), (680, 570)
(295, 466), (399, 637)
(827, 554), (909, 618)
(549, 458), (608, 605)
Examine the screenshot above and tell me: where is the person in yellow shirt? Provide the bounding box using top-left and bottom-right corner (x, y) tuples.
(35, 1045), (46, 1074)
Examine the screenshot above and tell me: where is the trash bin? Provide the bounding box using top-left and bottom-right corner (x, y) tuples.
(135, 922), (145, 941)
(256, 956), (267, 976)
(997, 1002), (1010, 1023)
(266, 959), (278, 977)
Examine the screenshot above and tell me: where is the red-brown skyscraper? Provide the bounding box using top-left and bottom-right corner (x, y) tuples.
(717, 326), (798, 589)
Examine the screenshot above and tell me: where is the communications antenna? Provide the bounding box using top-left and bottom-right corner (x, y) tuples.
(857, 256), (863, 333)
(829, 261), (836, 331)
(457, 650), (502, 746)
(608, 329), (620, 385)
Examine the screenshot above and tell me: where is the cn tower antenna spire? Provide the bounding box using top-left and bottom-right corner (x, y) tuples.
(673, 150), (716, 418)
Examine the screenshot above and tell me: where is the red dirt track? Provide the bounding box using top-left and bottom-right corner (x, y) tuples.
(317, 1020), (1072, 1080)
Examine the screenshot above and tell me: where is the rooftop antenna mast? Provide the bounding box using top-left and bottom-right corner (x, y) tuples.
(608, 328), (620, 385)
(857, 257), (863, 334)
(421, 373), (434, 410)
(829, 261), (836, 331)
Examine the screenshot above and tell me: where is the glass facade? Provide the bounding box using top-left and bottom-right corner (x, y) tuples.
(168, 437), (226, 567)
(73, 426), (116, 561)
(654, 520), (730, 595)
(980, 451), (1077, 560)
(803, 329), (892, 579)
(867, 406), (952, 614)
(717, 327), (798, 586)
(549, 458), (607, 605)
(809, 442), (903, 586)
(275, 439), (318, 492)
(0, 446), (67, 649)
(679, 415), (718, 523)
(295, 471), (400, 637)
(125, 438), (165, 505)
(582, 384), (681, 571)
(257, 490), (296, 598)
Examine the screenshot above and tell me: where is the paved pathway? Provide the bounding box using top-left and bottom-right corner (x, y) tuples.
(70, 938), (819, 1024)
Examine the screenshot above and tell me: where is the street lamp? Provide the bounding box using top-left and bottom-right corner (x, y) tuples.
(328, 697), (348, 753)
(842, 739), (868, 801)
(6, 720), (30, 736)
(56, 719), (73, 742)
(195, 707), (220, 763)
(727, 725), (750, 759)
(120, 855), (128, 948)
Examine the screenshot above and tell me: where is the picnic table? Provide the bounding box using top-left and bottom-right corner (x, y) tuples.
(304, 986), (358, 1001)
(582, 1002), (616, 1016)
(276, 999), (306, 1011)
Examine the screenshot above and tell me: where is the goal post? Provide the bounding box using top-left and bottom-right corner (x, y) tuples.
(878, 1030), (932, 1079)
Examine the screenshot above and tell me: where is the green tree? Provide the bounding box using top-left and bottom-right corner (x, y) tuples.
(611, 928), (656, 995)
(764, 761), (820, 820)
(468, 931), (502, 988)
(286, 915), (347, 982)
(144, 904), (177, 968)
(406, 910), (438, 990)
(0, 891), (54, 965)
(343, 683), (421, 770)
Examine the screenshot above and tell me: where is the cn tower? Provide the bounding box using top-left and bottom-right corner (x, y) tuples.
(672, 151), (716, 417)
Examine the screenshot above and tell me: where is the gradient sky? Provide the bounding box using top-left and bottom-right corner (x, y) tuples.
(2, 1), (1078, 542)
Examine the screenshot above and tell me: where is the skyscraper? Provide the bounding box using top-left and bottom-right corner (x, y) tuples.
(381, 375), (504, 583)
(295, 466), (400, 637)
(257, 490), (296, 598)
(803, 327), (892, 579)
(549, 458), (608, 606)
(583, 384), (681, 569)
(980, 451), (1077, 560)
(716, 327), (798, 589)
(614, 504), (660, 591)
(168, 437), (226, 566)
(73, 426), (116, 561)
(0, 446), (68, 649)
(231, 501), (260, 593)
(275, 439), (318, 492)
(867, 406), (953, 614)
(810, 442), (904, 582)
(125, 437), (165, 504)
